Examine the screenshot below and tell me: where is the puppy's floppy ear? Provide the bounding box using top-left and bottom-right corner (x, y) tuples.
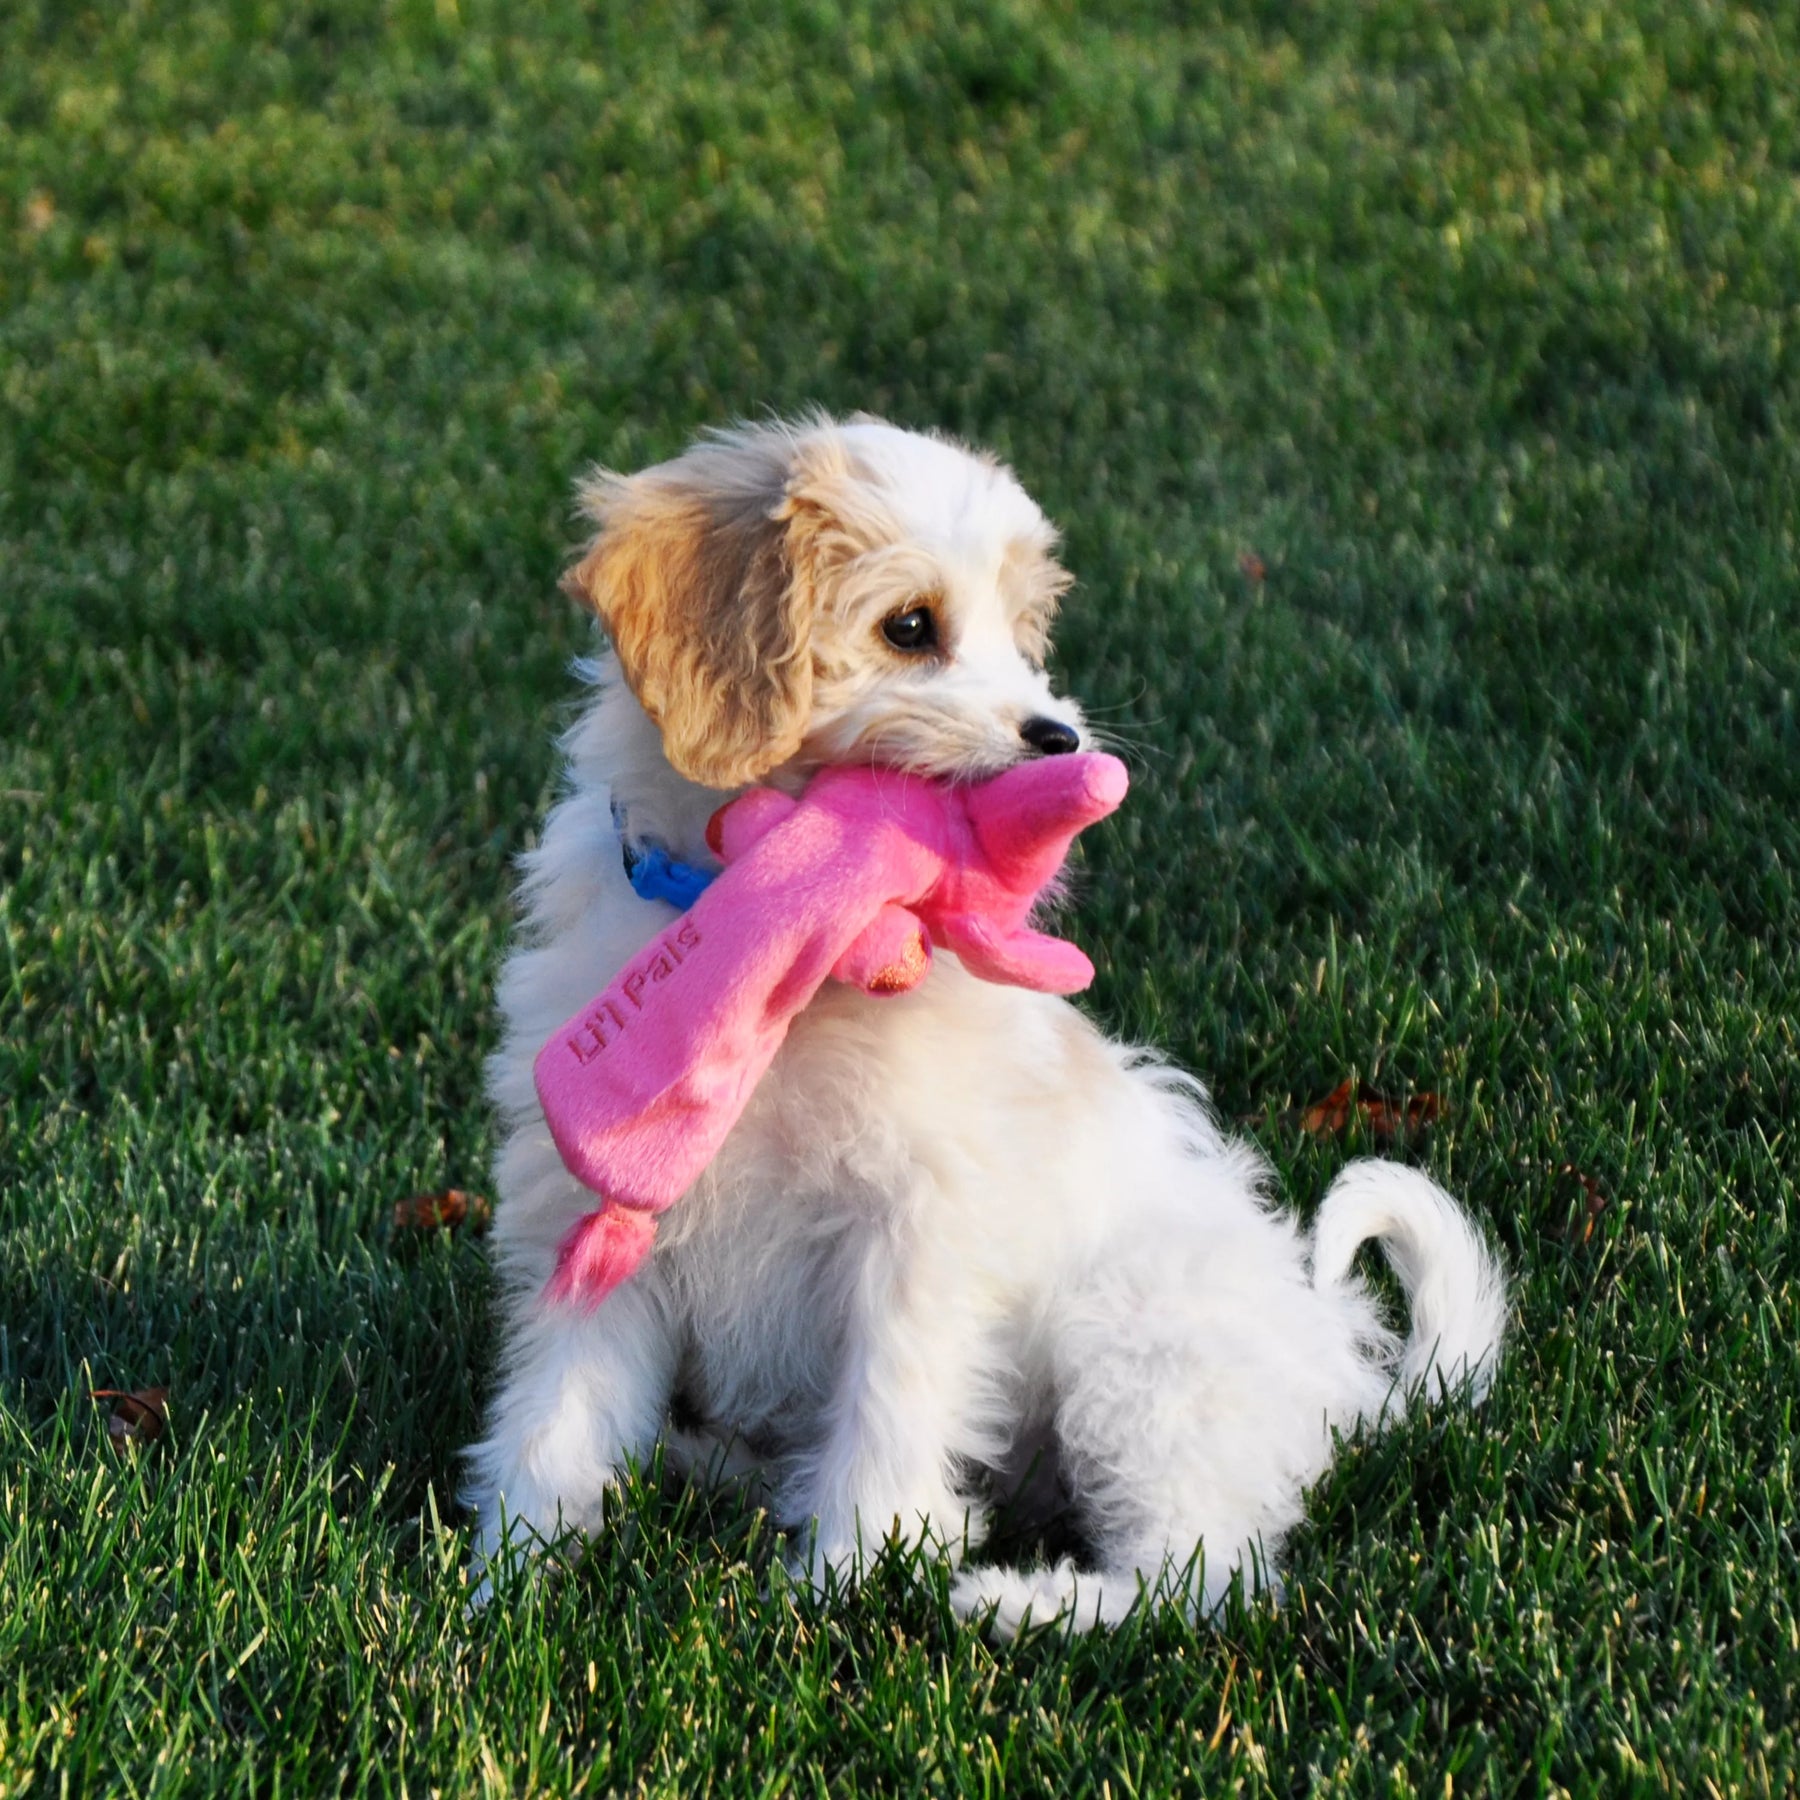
(563, 432), (831, 788)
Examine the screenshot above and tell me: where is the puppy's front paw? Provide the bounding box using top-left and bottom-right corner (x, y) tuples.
(952, 1560), (1075, 1639)
(787, 1522), (870, 1601)
(461, 1494), (597, 1620)
(788, 1499), (987, 1605)
(462, 1509), (544, 1618)
(950, 1560), (1117, 1639)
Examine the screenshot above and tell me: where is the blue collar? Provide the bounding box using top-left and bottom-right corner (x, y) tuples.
(614, 804), (718, 911)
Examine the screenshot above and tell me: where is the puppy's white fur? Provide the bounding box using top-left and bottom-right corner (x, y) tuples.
(466, 415), (1507, 1636)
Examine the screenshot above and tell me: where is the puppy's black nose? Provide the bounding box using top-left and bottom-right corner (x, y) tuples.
(1020, 716), (1081, 756)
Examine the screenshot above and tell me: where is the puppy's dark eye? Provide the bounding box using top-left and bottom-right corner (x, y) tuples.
(881, 605), (939, 653)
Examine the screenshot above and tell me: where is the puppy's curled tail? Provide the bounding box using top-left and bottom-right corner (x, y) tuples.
(1311, 1161), (1508, 1401)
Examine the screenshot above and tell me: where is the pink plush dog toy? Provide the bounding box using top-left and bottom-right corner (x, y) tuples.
(535, 752), (1128, 1306)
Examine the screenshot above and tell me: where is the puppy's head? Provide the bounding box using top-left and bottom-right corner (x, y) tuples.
(563, 415), (1082, 788)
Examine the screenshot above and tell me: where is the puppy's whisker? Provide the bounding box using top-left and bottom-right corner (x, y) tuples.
(1082, 721), (1156, 750)
(1084, 726), (1170, 771)
(1071, 677), (1156, 718)
(1089, 714), (1167, 740)
(1075, 696), (1154, 721)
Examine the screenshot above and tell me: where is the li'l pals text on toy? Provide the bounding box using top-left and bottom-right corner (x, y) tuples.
(563, 918), (703, 1063)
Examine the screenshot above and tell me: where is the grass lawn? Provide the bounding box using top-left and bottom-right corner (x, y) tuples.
(4, 0), (1798, 1791)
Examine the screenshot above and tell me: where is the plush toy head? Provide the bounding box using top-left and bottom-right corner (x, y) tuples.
(707, 753), (1128, 997)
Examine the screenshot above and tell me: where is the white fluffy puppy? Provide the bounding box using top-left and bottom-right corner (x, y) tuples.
(466, 413), (1507, 1636)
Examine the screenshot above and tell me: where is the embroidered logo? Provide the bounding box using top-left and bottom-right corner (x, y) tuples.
(564, 917), (701, 1064)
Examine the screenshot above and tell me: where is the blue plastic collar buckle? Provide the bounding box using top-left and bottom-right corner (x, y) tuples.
(623, 838), (718, 911)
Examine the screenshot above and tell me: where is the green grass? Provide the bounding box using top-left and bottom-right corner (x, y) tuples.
(4, 0), (1798, 1791)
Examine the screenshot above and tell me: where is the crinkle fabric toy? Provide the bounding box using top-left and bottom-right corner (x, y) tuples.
(535, 752), (1127, 1307)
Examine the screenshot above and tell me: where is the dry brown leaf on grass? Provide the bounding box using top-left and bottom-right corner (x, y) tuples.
(92, 1387), (169, 1450)
(1295, 1079), (1445, 1142)
(1551, 1164), (1609, 1242)
(393, 1188), (493, 1234)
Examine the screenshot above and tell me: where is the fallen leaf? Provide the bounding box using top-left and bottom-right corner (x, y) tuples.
(1551, 1164), (1608, 1243)
(393, 1187), (492, 1234)
(1296, 1080), (1443, 1142)
(1366, 1089), (1444, 1136)
(92, 1387), (169, 1449)
(1298, 1079), (1355, 1136)
(1237, 550), (1267, 584)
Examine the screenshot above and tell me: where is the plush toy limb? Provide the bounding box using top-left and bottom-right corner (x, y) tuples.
(831, 902), (933, 995)
(938, 913), (1095, 995)
(705, 788), (797, 862)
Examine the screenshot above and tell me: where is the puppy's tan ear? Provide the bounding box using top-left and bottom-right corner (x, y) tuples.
(563, 438), (825, 787)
